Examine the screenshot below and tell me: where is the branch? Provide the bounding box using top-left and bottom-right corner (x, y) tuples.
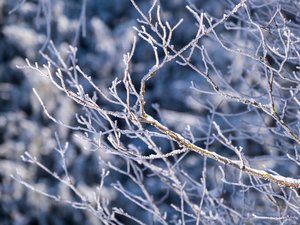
(138, 113), (300, 189)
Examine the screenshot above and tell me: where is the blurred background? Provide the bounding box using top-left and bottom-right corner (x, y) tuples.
(1, 0), (299, 224)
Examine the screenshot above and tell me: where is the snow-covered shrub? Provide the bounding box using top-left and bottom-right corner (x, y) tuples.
(1, 0), (300, 224)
